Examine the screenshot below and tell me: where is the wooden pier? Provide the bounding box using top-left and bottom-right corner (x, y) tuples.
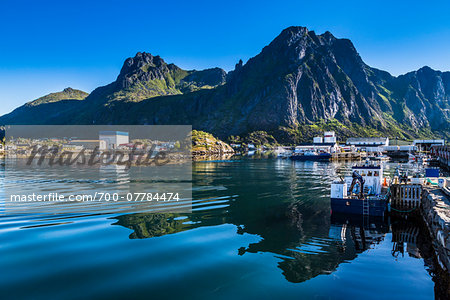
(331, 152), (368, 161)
(390, 184), (450, 274)
(390, 184), (422, 211)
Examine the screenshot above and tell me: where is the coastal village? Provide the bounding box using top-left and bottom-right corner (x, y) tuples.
(196, 130), (449, 285)
(229, 130), (446, 163)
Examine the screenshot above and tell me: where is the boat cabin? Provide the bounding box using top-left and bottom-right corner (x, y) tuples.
(330, 163), (388, 217)
(331, 164), (384, 199)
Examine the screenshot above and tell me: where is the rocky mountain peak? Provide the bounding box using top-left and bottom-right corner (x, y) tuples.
(418, 65), (435, 73)
(62, 87), (76, 93)
(116, 52), (177, 89)
(85, 51), (228, 103)
(397, 66), (450, 127)
(122, 52), (165, 71)
(277, 26), (309, 43)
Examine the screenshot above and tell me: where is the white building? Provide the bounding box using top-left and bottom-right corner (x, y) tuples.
(99, 131), (129, 150)
(413, 139), (444, 146)
(324, 131), (336, 143)
(313, 131), (336, 145)
(294, 144), (338, 153)
(346, 137), (389, 147)
(69, 140), (106, 150)
(313, 136), (323, 144)
(384, 145), (417, 152)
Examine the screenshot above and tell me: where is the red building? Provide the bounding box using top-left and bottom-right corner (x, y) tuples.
(431, 145), (450, 169)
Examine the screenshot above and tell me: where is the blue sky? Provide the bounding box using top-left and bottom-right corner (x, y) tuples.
(1, 0), (449, 115)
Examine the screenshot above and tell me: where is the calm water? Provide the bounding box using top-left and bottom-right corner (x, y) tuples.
(0, 158), (442, 299)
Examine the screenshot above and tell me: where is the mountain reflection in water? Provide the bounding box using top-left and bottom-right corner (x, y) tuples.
(111, 160), (442, 289)
(112, 206), (436, 287)
(0, 158), (444, 299)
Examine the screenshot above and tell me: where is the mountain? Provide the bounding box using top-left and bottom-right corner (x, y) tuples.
(1, 53), (227, 125)
(0, 88), (88, 125)
(394, 66), (450, 129)
(27, 87), (88, 106)
(1, 27), (449, 142)
(85, 52), (226, 104)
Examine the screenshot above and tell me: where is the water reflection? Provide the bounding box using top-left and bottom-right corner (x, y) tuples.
(1, 158), (444, 299)
(109, 160), (446, 292)
(112, 213), (185, 239)
(114, 205), (440, 286)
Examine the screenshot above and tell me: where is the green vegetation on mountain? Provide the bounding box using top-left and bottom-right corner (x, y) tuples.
(94, 53), (226, 103)
(27, 88), (88, 106)
(0, 88), (89, 125)
(191, 130), (234, 154)
(228, 131), (279, 147)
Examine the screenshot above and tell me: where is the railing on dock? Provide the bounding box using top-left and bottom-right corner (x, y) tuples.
(390, 184), (422, 211)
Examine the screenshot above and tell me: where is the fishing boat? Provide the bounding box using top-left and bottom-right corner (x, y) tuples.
(369, 151), (389, 161)
(289, 150), (331, 161)
(275, 147), (292, 159)
(330, 161), (390, 217)
(415, 153), (430, 165)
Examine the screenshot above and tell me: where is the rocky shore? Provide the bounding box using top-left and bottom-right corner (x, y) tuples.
(421, 187), (450, 271)
(191, 130), (234, 157)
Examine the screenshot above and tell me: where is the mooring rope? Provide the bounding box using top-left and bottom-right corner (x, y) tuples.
(390, 206), (418, 213)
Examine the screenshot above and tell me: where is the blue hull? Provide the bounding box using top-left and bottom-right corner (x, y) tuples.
(331, 197), (387, 217)
(290, 154), (331, 161)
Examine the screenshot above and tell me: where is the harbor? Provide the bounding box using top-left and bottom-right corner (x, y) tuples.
(327, 154), (450, 277)
(1, 2), (449, 298)
(1, 128), (449, 297)
(272, 130), (450, 288)
(260, 131), (445, 164)
(1, 156), (448, 298)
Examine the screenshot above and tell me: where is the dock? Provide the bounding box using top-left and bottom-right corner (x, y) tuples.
(421, 187), (450, 271)
(390, 183), (450, 272)
(390, 184), (422, 212)
(331, 152), (368, 161)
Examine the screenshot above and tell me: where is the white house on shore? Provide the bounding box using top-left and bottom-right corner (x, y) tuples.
(69, 140), (106, 150)
(99, 131), (129, 150)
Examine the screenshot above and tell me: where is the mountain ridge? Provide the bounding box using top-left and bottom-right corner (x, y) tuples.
(1, 26), (449, 142)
